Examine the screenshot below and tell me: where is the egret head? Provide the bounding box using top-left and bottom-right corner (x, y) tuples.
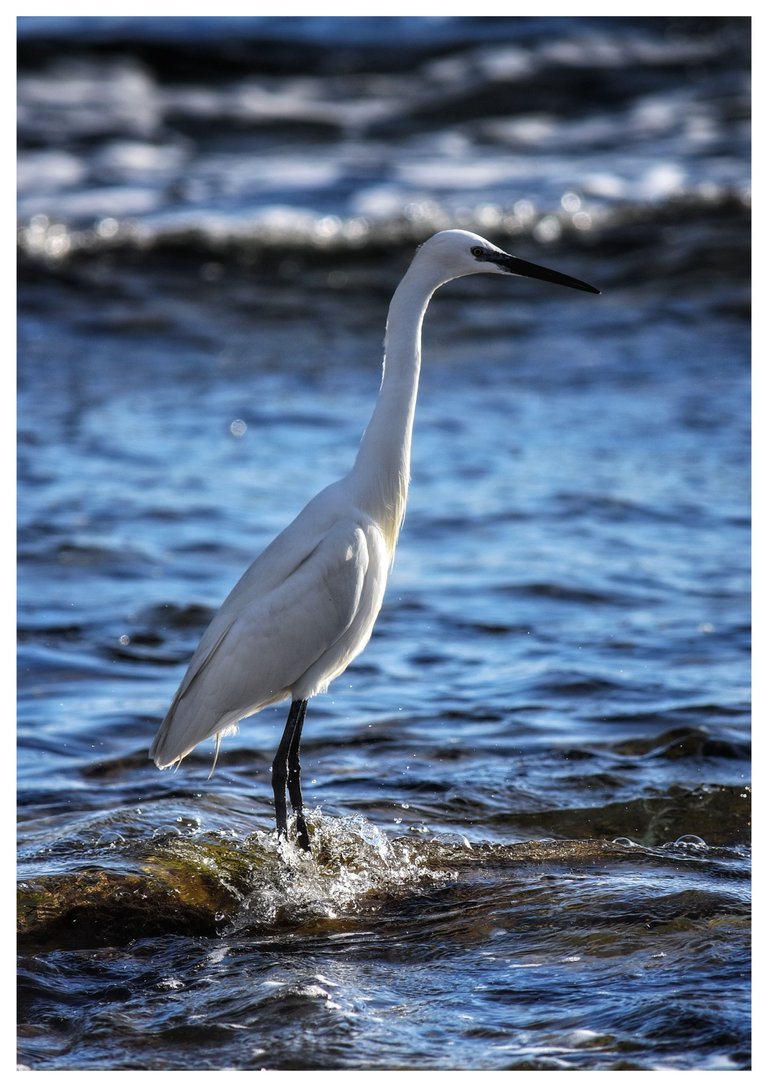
(415, 229), (600, 295)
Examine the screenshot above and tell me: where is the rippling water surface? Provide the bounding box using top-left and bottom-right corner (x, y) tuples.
(18, 15), (750, 1072)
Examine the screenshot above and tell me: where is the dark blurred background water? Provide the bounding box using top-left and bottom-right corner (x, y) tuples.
(17, 15), (750, 1072)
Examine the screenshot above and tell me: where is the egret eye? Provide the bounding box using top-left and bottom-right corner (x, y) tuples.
(471, 246), (485, 258)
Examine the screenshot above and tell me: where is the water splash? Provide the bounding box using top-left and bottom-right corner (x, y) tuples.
(236, 810), (452, 928)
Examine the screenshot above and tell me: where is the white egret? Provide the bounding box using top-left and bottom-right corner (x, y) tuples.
(150, 229), (599, 850)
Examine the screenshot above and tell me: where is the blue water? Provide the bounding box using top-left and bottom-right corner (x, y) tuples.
(18, 15), (750, 1072)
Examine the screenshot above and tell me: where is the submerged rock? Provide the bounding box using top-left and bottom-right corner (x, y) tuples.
(18, 832), (267, 949)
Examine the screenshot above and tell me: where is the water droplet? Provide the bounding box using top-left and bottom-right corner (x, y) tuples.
(533, 215), (561, 243)
(674, 834), (707, 848)
(612, 836), (638, 847)
(561, 191), (581, 213)
(97, 216), (119, 239)
(230, 419), (247, 438)
(513, 198), (535, 222)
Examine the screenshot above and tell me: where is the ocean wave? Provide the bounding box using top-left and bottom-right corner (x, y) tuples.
(17, 185), (750, 273)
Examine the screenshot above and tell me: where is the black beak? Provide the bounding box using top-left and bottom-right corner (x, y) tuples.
(495, 253), (600, 295)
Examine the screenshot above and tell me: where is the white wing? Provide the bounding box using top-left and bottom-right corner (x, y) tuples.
(150, 505), (387, 767)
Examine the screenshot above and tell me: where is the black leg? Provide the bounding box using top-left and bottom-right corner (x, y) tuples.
(272, 699), (310, 849)
(287, 701), (309, 851)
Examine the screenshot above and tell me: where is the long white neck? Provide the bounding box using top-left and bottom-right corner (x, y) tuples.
(349, 260), (444, 556)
